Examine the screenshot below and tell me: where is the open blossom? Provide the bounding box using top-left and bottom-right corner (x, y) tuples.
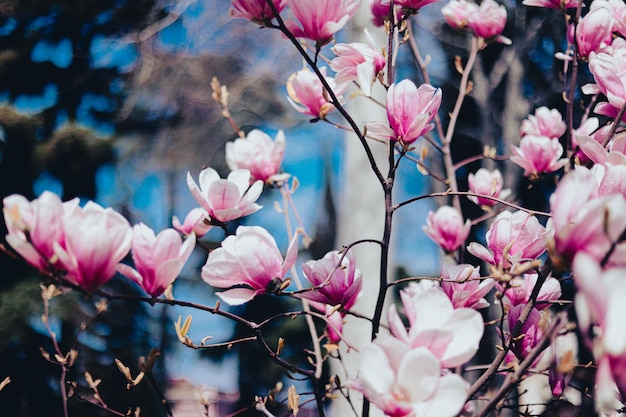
(569, 7), (614, 58)
(591, 0), (626, 39)
(172, 208), (212, 238)
(389, 286), (484, 368)
(501, 273), (562, 310)
(440, 263), (495, 310)
(584, 39), (626, 121)
(117, 224), (196, 297)
(201, 226), (298, 305)
(522, 0), (579, 9)
(53, 201), (132, 292)
(520, 107), (566, 139)
(225, 129), (286, 182)
(331, 30), (386, 97)
(352, 335), (467, 417)
(467, 210), (549, 268)
(510, 135), (568, 177)
(230, 0), (286, 22)
(466, 0), (510, 44)
(284, 0), (360, 46)
(287, 67), (343, 119)
(468, 168), (510, 206)
(187, 167), (262, 224)
(422, 206), (471, 253)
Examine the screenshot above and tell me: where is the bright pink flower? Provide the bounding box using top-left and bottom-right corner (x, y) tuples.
(422, 206), (471, 253)
(396, 0), (441, 9)
(585, 39), (626, 121)
(522, 0), (579, 9)
(520, 107), (567, 140)
(568, 7), (614, 58)
(441, 0), (473, 30)
(388, 286), (484, 368)
(284, 0), (360, 46)
(500, 273), (562, 310)
(172, 208), (212, 238)
(331, 30), (386, 97)
(352, 335), (467, 417)
(467, 210), (549, 268)
(117, 224), (195, 297)
(440, 263), (495, 310)
(286, 67), (343, 119)
(467, 168), (510, 207)
(201, 226), (298, 305)
(510, 135), (568, 177)
(466, 0), (510, 44)
(225, 129), (286, 182)
(300, 250), (362, 310)
(53, 201), (132, 292)
(186, 168), (262, 224)
(230, 0), (286, 22)
(369, 0), (403, 26)
(507, 305), (544, 362)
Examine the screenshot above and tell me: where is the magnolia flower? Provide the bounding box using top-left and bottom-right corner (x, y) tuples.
(201, 226), (298, 305)
(330, 30), (386, 97)
(369, 0), (403, 26)
(352, 335), (467, 417)
(467, 168), (510, 207)
(507, 304), (544, 363)
(466, 0), (510, 45)
(501, 273), (562, 310)
(591, 0), (626, 39)
(520, 107), (566, 140)
(53, 201), (132, 292)
(441, 0), (472, 30)
(584, 39), (626, 120)
(117, 224), (196, 297)
(569, 7), (614, 58)
(225, 129), (286, 182)
(522, 0), (579, 9)
(230, 0), (286, 22)
(510, 135), (568, 177)
(284, 0), (360, 46)
(467, 210), (549, 268)
(286, 67), (343, 119)
(186, 168), (262, 224)
(422, 205), (471, 253)
(388, 286), (484, 368)
(440, 263), (495, 310)
(172, 208), (212, 237)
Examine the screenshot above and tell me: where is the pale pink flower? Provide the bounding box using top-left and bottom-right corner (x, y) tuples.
(467, 168), (511, 207)
(584, 39), (626, 121)
(571, 117), (601, 163)
(331, 30), (386, 97)
(591, 0), (626, 39)
(368, 80), (442, 145)
(172, 208), (212, 238)
(284, 0), (360, 46)
(440, 263), (495, 309)
(117, 224), (196, 297)
(369, 0), (403, 26)
(520, 107), (567, 139)
(510, 135), (568, 177)
(53, 201), (132, 292)
(522, 0), (579, 9)
(225, 129), (286, 182)
(507, 305), (544, 363)
(388, 286), (484, 368)
(500, 273), (562, 310)
(186, 168), (262, 224)
(286, 67), (343, 119)
(467, 210), (549, 268)
(352, 335), (467, 417)
(466, 0), (510, 45)
(568, 7), (614, 58)
(442, 0), (473, 30)
(201, 226), (298, 305)
(230, 0), (286, 22)
(422, 205), (471, 253)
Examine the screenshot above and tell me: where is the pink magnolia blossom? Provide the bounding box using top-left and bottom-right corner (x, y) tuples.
(284, 0), (360, 46)
(370, 0), (403, 26)
(352, 335), (467, 417)
(584, 39), (626, 121)
(53, 201), (132, 292)
(510, 135), (568, 177)
(571, 117), (601, 163)
(520, 107), (567, 139)
(172, 208), (212, 238)
(507, 305), (544, 363)
(422, 205), (471, 253)
(467, 210), (549, 268)
(440, 263), (495, 309)
(441, 0), (472, 30)
(286, 67), (343, 119)
(368, 80), (442, 145)
(576, 135), (626, 199)
(500, 273), (562, 310)
(201, 226), (298, 305)
(522, 0), (579, 9)
(467, 168), (511, 207)
(388, 286), (484, 368)
(466, 0), (510, 45)
(225, 129), (287, 182)
(230, 0), (286, 22)
(591, 0), (626, 39)
(568, 7), (614, 58)
(186, 168), (262, 224)
(330, 30), (386, 97)
(117, 224), (196, 297)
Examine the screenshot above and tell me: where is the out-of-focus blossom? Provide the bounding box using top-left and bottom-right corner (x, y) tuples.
(466, 0), (510, 45)
(230, 0), (286, 22)
(367, 80), (442, 145)
(584, 39), (626, 121)
(507, 305), (544, 363)
(501, 273), (562, 310)
(187, 168), (262, 224)
(520, 107), (567, 139)
(172, 208), (212, 238)
(117, 224), (196, 297)
(388, 286), (484, 368)
(442, 0), (472, 30)
(331, 30), (386, 97)
(510, 135), (568, 177)
(440, 263), (495, 309)
(286, 67), (343, 119)
(225, 129), (287, 182)
(53, 201), (132, 292)
(352, 335), (467, 417)
(396, 0), (441, 9)
(370, 0), (403, 26)
(522, 0), (579, 9)
(468, 168), (511, 207)
(422, 206), (471, 253)
(201, 226), (298, 305)
(568, 7), (614, 58)
(284, 0), (360, 46)
(467, 210), (549, 268)
(300, 250), (362, 309)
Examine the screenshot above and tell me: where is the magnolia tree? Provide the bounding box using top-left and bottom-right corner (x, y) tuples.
(2, 0), (626, 416)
